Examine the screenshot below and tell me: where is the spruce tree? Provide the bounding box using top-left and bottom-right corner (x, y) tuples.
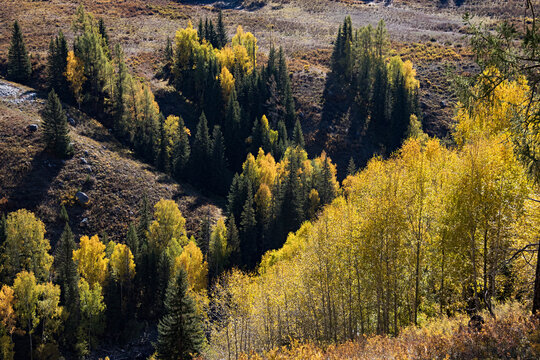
(211, 125), (227, 193)
(157, 114), (170, 173)
(292, 118), (305, 148)
(42, 90), (73, 157)
(156, 268), (206, 360)
(113, 45), (128, 138)
(47, 31), (69, 98)
(347, 157), (357, 176)
(126, 223), (139, 261)
(240, 184), (257, 267)
(137, 193), (152, 241)
(226, 215), (240, 266)
(191, 112), (212, 185)
(59, 204), (69, 224)
(7, 20), (31, 83)
(98, 18), (110, 55)
(54, 224), (80, 346)
(173, 116), (191, 181)
(164, 36), (173, 66)
(217, 10), (228, 49)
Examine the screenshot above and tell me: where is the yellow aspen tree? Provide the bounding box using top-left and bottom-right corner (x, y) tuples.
(72, 235), (109, 288)
(65, 50), (86, 108)
(148, 199), (188, 252)
(219, 66), (235, 104)
(174, 241), (208, 293)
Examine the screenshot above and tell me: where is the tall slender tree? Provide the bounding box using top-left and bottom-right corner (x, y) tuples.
(156, 268), (206, 360)
(7, 21), (31, 83)
(42, 90), (73, 157)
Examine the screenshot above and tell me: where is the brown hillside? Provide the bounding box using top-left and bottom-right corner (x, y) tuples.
(0, 80), (221, 246)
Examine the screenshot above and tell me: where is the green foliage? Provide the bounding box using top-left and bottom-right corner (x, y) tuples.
(156, 268), (206, 360)
(7, 20), (31, 83)
(47, 31), (69, 98)
(42, 90), (73, 158)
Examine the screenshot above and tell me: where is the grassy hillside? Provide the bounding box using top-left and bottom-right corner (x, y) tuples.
(0, 0), (518, 173)
(0, 80), (221, 245)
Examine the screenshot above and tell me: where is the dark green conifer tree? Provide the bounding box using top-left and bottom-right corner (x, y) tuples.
(156, 268), (206, 360)
(54, 224), (80, 347)
(126, 223), (140, 261)
(217, 10), (228, 49)
(59, 204), (69, 224)
(113, 45), (128, 138)
(7, 20), (31, 83)
(226, 215), (240, 267)
(240, 183), (257, 267)
(191, 112), (212, 185)
(347, 157), (357, 176)
(42, 90), (73, 158)
(211, 125), (227, 193)
(98, 18), (110, 56)
(47, 31), (69, 98)
(173, 116), (191, 181)
(292, 118), (305, 148)
(157, 114), (170, 173)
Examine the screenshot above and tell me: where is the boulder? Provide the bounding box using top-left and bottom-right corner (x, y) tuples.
(80, 218), (88, 227)
(75, 191), (89, 205)
(84, 166), (92, 173)
(68, 117), (76, 126)
(80, 157), (88, 165)
(27, 124), (38, 132)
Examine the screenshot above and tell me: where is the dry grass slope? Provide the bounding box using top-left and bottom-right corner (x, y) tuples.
(0, 80), (221, 246)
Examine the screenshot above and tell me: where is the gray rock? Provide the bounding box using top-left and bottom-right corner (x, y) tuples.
(80, 218), (88, 227)
(27, 124), (38, 132)
(440, 100), (447, 108)
(68, 117), (76, 126)
(83, 150), (89, 156)
(76, 191), (89, 205)
(80, 157), (88, 165)
(84, 166), (92, 173)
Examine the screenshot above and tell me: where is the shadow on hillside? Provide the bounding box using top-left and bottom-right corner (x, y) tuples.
(5, 151), (64, 213)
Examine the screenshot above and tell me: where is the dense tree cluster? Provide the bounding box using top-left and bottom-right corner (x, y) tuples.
(0, 197), (209, 358)
(208, 76), (539, 358)
(323, 17), (420, 155)
(227, 147), (339, 268)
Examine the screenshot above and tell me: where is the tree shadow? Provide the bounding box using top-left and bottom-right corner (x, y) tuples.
(4, 150), (64, 214)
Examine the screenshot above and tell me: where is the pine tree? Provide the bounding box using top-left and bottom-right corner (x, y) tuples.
(113, 45), (128, 138)
(54, 224), (80, 346)
(157, 114), (170, 173)
(42, 90), (73, 157)
(98, 18), (110, 55)
(137, 194), (151, 242)
(47, 31), (69, 98)
(240, 184), (257, 267)
(217, 10), (228, 49)
(126, 223), (140, 261)
(156, 268), (206, 360)
(211, 125), (227, 193)
(292, 118), (305, 148)
(8, 21), (31, 83)
(164, 36), (174, 65)
(173, 116), (191, 181)
(224, 90), (244, 169)
(59, 204), (69, 224)
(319, 156), (337, 205)
(191, 112), (212, 185)
(274, 120), (289, 160)
(226, 215), (240, 266)
(347, 157), (356, 176)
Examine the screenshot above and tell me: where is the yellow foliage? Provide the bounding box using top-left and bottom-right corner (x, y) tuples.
(231, 25), (258, 69)
(0, 285), (16, 336)
(174, 241), (208, 293)
(73, 235), (109, 288)
(109, 243), (136, 285)
(65, 50), (86, 106)
(148, 199), (188, 252)
(219, 66), (235, 103)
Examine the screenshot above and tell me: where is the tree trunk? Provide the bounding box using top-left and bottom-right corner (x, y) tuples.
(533, 243), (540, 316)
